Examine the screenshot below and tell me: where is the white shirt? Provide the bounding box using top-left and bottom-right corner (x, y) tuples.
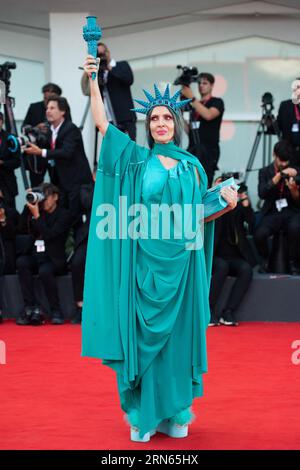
(102, 58), (116, 84)
(42, 119), (64, 157)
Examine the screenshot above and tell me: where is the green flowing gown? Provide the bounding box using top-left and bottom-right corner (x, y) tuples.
(82, 124), (215, 438)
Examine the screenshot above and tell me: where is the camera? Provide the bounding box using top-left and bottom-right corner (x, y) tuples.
(260, 92), (279, 136)
(221, 171), (241, 181)
(8, 124), (49, 154)
(221, 172), (247, 194)
(0, 61), (16, 73)
(173, 65), (199, 87)
(97, 53), (108, 71)
(97, 52), (109, 86)
(237, 181), (248, 194)
(0, 61), (16, 94)
(280, 171), (290, 180)
(0, 62), (16, 81)
(26, 188), (45, 205)
(279, 171), (299, 183)
(261, 92), (274, 114)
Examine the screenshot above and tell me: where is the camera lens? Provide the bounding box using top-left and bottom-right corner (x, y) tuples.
(26, 192), (36, 204)
(26, 191), (45, 204)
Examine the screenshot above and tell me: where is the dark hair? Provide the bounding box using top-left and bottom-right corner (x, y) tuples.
(40, 182), (60, 198)
(273, 140), (293, 162)
(97, 42), (109, 52)
(42, 83), (62, 95)
(97, 42), (108, 51)
(145, 106), (183, 148)
(198, 73), (215, 85)
(46, 96), (71, 121)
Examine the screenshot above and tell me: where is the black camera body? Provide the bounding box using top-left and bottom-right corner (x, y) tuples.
(15, 124), (49, 153)
(279, 172), (300, 184)
(221, 171), (241, 181)
(173, 65), (199, 87)
(221, 172), (247, 194)
(237, 182), (248, 194)
(261, 92), (274, 110)
(280, 171), (290, 180)
(0, 61), (16, 92)
(97, 53), (108, 71)
(96, 53), (109, 86)
(260, 92), (280, 137)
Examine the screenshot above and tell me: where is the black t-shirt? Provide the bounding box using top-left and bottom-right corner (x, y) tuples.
(190, 97), (224, 148)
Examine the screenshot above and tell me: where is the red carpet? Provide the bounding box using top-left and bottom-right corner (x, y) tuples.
(0, 321), (299, 450)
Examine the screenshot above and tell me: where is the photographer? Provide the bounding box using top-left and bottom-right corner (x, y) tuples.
(209, 179), (256, 326)
(277, 78), (300, 166)
(24, 96), (93, 223)
(254, 140), (300, 274)
(16, 183), (73, 326)
(0, 111), (20, 208)
(0, 195), (19, 323)
(81, 42), (136, 139)
(22, 83), (65, 187)
(181, 72), (224, 186)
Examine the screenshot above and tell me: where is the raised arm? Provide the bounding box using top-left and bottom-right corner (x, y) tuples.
(83, 55), (109, 136)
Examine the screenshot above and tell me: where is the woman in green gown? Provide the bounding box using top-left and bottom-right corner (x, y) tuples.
(81, 55), (237, 442)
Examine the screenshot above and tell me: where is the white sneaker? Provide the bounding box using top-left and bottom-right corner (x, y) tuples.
(157, 420), (188, 438)
(130, 427), (156, 442)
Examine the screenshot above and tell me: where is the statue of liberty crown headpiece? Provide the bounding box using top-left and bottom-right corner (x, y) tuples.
(131, 84), (192, 115)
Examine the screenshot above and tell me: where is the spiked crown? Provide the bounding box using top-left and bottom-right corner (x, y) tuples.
(131, 84), (191, 115)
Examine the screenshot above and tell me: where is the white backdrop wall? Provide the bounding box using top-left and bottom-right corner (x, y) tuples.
(0, 29), (49, 121)
(1, 11), (300, 209)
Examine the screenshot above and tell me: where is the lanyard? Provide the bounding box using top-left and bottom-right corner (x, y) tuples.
(200, 94), (212, 105)
(275, 165), (285, 198)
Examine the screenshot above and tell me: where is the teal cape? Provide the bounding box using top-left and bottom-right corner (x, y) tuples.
(82, 123), (214, 437)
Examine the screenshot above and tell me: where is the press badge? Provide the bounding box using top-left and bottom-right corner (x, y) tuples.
(191, 121), (200, 130)
(292, 123), (299, 133)
(275, 198), (288, 212)
(35, 240), (45, 252)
